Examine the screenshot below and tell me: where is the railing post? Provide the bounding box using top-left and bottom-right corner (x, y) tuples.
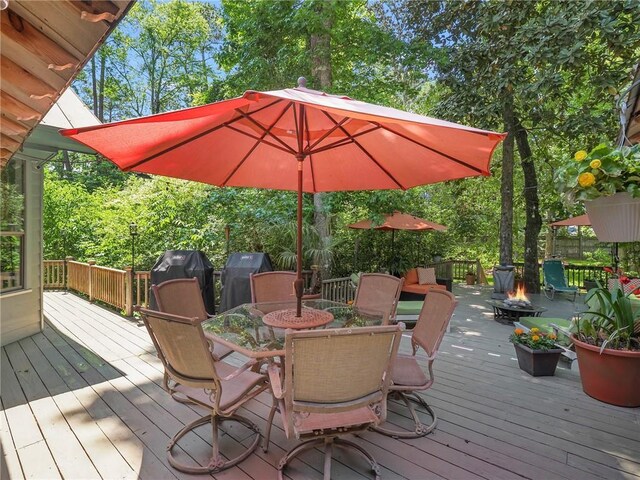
(64, 256), (73, 290)
(88, 260), (96, 302)
(124, 267), (134, 317)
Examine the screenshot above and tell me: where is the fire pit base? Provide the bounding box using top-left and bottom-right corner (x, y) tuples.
(486, 300), (547, 325)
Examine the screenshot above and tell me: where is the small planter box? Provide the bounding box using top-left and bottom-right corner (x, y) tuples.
(514, 343), (562, 376)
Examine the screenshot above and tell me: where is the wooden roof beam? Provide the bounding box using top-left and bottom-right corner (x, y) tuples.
(1, 56), (57, 111)
(70, 0), (121, 18)
(0, 116), (30, 137)
(1, 10), (79, 73)
(0, 91), (41, 124)
(1, 134), (21, 151)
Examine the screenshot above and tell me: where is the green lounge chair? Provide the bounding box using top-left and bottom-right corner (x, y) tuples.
(543, 259), (578, 302)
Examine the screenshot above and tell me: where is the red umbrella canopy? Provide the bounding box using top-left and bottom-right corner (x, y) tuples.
(348, 211), (447, 231)
(62, 83), (505, 193)
(550, 214), (591, 227)
(62, 79), (504, 316)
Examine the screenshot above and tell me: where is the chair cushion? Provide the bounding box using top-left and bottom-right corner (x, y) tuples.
(396, 301), (423, 316)
(174, 363), (265, 411)
(417, 267), (436, 285)
(402, 283), (446, 295)
(417, 267), (437, 285)
(391, 354), (428, 388)
(294, 406), (379, 437)
(403, 268), (419, 285)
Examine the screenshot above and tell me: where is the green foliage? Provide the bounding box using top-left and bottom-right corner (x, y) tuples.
(74, 0), (222, 119)
(554, 143), (640, 203)
(0, 162), (23, 230)
(42, 0), (640, 283)
(578, 282), (640, 351)
(216, 0), (423, 102)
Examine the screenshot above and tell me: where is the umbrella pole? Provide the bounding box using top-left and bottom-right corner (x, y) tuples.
(295, 157), (304, 316)
(390, 230), (395, 273)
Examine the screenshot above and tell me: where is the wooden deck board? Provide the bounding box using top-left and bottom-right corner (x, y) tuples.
(1, 288), (639, 480)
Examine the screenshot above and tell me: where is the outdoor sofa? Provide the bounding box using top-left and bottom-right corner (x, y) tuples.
(400, 267), (452, 301)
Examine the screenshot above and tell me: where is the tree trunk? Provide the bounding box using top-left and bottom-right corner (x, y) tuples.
(515, 119), (542, 293)
(91, 57), (99, 118)
(499, 98), (515, 266)
(309, 0), (333, 279)
(544, 211), (555, 258)
(98, 53), (106, 122)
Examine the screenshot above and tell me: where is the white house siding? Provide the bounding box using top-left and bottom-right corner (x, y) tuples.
(1, 162), (43, 346)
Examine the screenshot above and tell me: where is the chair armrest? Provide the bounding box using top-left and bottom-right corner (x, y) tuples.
(267, 363), (284, 399)
(219, 359), (259, 381)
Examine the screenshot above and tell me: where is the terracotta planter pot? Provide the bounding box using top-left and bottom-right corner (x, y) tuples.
(585, 192), (640, 242)
(572, 335), (640, 407)
(513, 343), (562, 376)
(465, 274), (476, 285)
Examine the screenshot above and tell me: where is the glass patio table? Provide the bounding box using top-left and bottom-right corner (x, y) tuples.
(202, 299), (385, 359)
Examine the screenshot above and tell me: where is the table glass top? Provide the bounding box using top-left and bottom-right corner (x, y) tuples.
(202, 299), (385, 357)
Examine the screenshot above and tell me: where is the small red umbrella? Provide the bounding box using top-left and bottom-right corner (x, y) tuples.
(349, 211), (447, 271)
(62, 78), (505, 316)
(550, 214), (591, 227)
(349, 211), (447, 231)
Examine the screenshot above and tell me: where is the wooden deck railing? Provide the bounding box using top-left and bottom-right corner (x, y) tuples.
(134, 271), (151, 308)
(322, 277), (356, 303)
(44, 257), (611, 314)
(512, 262), (611, 288)
(67, 260), (91, 293)
(425, 259), (488, 285)
(43, 260), (65, 288)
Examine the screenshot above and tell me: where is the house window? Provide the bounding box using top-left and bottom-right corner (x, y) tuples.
(1, 160), (25, 293)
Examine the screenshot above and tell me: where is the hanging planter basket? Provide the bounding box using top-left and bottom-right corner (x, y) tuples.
(585, 192), (640, 242)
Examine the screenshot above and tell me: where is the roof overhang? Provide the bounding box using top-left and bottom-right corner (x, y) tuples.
(1, 0), (135, 167)
(13, 88), (101, 164)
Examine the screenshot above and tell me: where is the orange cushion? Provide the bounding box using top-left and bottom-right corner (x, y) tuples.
(403, 268), (419, 285)
(402, 283), (445, 295)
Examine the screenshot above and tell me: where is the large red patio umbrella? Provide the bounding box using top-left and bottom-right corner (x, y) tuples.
(62, 78), (505, 316)
(348, 211), (447, 271)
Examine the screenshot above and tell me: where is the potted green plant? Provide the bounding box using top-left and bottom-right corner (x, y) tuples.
(465, 270), (476, 285)
(554, 143), (640, 242)
(573, 278), (640, 407)
(510, 327), (563, 376)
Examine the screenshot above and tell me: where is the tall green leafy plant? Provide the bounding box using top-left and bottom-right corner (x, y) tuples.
(578, 283), (640, 351)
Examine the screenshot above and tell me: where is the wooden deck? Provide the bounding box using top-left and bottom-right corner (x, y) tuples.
(2, 287), (640, 479)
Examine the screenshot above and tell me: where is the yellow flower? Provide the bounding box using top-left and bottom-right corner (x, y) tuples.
(548, 333), (557, 340)
(578, 172), (596, 187)
(514, 328), (524, 335)
(531, 335), (540, 342)
(589, 159), (601, 169)
(574, 150), (588, 161)
(530, 327), (540, 333)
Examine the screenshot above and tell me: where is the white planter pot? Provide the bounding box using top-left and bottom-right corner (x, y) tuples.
(585, 192), (640, 242)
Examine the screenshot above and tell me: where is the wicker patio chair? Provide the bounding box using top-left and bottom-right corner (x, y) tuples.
(354, 273), (404, 324)
(250, 271), (296, 304)
(265, 324), (403, 480)
(152, 277), (233, 361)
(137, 307), (269, 473)
(373, 289), (457, 438)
